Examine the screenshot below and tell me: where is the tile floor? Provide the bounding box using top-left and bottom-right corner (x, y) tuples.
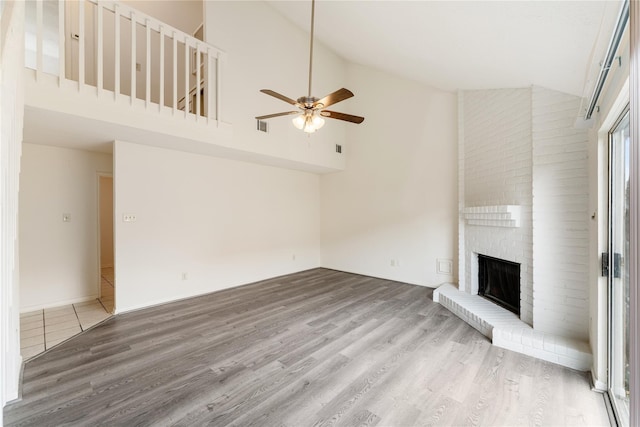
(100, 266), (115, 313)
(19, 268), (114, 360)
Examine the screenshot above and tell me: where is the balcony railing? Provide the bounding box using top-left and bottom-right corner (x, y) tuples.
(25, 0), (225, 123)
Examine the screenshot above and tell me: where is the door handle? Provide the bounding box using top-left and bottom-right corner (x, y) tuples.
(602, 252), (623, 279)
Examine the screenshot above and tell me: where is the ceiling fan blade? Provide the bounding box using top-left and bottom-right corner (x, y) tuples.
(255, 111), (300, 120)
(314, 88), (354, 109)
(260, 89), (299, 106)
(320, 110), (365, 124)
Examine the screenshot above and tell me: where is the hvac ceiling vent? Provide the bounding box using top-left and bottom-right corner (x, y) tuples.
(256, 120), (268, 133)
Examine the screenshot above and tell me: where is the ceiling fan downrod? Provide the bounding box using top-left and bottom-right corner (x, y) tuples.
(307, 0), (316, 99)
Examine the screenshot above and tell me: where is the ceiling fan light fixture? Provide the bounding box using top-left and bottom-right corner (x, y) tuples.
(292, 114), (306, 130)
(293, 111), (325, 133)
(303, 122), (317, 133)
(311, 112), (325, 130)
(303, 115), (318, 133)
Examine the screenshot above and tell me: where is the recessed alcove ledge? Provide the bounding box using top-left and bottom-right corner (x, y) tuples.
(433, 283), (591, 371)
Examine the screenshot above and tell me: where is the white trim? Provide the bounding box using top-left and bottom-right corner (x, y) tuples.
(628, 1), (639, 424)
(96, 171), (113, 301)
(598, 78), (630, 135)
(593, 80), (631, 403)
(592, 369), (608, 392)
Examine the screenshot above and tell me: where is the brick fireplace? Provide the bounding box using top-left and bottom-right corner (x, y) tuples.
(435, 86), (592, 370)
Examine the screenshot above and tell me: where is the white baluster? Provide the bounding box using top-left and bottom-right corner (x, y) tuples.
(216, 52), (222, 125)
(145, 19), (150, 108)
(58, 0), (66, 85)
(130, 10), (136, 105)
(78, 0), (85, 89)
(172, 32), (177, 113)
(207, 47), (213, 122)
(36, 0), (43, 80)
(114, 3), (120, 100)
(159, 25), (165, 112)
(196, 42), (201, 120)
(184, 36), (189, 117)
(97, 1), (103, 95)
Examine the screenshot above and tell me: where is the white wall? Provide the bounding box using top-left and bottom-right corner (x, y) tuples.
(204, 0), (348, 172)
(1, 0), (25, 414)
(114, 140), (321, 312)
(19, 144), (113, 311)
(124, 0), (202, 36)
(320, 64), (458, 287)
(532, 86), (590, 340)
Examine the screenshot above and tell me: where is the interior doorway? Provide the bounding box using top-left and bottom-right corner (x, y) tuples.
(98, 174), (115, 313)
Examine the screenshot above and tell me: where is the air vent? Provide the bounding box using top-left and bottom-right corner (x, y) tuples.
(256, 120), (268, 133)
(335, 144), (342, 154)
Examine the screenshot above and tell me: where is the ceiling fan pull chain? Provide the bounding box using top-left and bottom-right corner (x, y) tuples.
(307, 0), (315, 98)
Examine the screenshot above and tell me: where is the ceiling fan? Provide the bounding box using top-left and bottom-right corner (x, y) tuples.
(255, 0), (364, 134)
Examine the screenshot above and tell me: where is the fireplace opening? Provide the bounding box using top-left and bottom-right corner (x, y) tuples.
(478, 254), (520, 315)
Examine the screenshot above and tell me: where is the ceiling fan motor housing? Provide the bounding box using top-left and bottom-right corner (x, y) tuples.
(297, 96), (320, 109)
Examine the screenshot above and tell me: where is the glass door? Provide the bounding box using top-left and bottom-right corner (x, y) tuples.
(608, 108), (631, 426)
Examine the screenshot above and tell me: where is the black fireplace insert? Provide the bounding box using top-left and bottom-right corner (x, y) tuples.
(478, 254), (520, 315)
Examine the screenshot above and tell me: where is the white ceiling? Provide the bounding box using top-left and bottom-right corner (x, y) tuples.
(265, 0), (624, 97)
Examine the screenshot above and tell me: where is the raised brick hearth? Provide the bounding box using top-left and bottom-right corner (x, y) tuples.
(434, 284), (591, 370)
(436, 86), (591, 370)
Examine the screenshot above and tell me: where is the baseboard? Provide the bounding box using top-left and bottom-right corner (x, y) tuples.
(5, 354), (23, 406)
(20, 295), (99, 313)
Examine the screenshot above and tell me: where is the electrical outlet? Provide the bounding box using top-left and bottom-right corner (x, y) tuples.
(181, 272), (188, 280)
(390, 259), (396, 267)
(123, 214), (137, 222)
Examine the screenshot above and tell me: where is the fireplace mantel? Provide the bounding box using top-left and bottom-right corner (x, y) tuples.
(463, 205), (521, 228)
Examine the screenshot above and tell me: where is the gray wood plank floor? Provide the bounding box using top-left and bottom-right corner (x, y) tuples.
(4, 268), (609, 426)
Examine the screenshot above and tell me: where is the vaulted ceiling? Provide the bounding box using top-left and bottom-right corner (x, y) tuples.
(266, 0), (624, 98)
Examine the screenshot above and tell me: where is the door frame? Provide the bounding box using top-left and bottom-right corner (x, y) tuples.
(96, 172), (114, 310)
(606, 106), (631, 426)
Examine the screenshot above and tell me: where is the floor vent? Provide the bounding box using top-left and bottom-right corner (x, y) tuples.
(336, 144), (342, 153)
(257, 120), (268, 133)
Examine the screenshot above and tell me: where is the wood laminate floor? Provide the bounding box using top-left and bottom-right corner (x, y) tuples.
(4, 268), (609, 426)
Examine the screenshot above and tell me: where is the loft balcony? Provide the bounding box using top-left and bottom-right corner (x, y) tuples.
(24, 0), (233, 152)
(22, 0), (242, 158)
(22, 0), (346, 173)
